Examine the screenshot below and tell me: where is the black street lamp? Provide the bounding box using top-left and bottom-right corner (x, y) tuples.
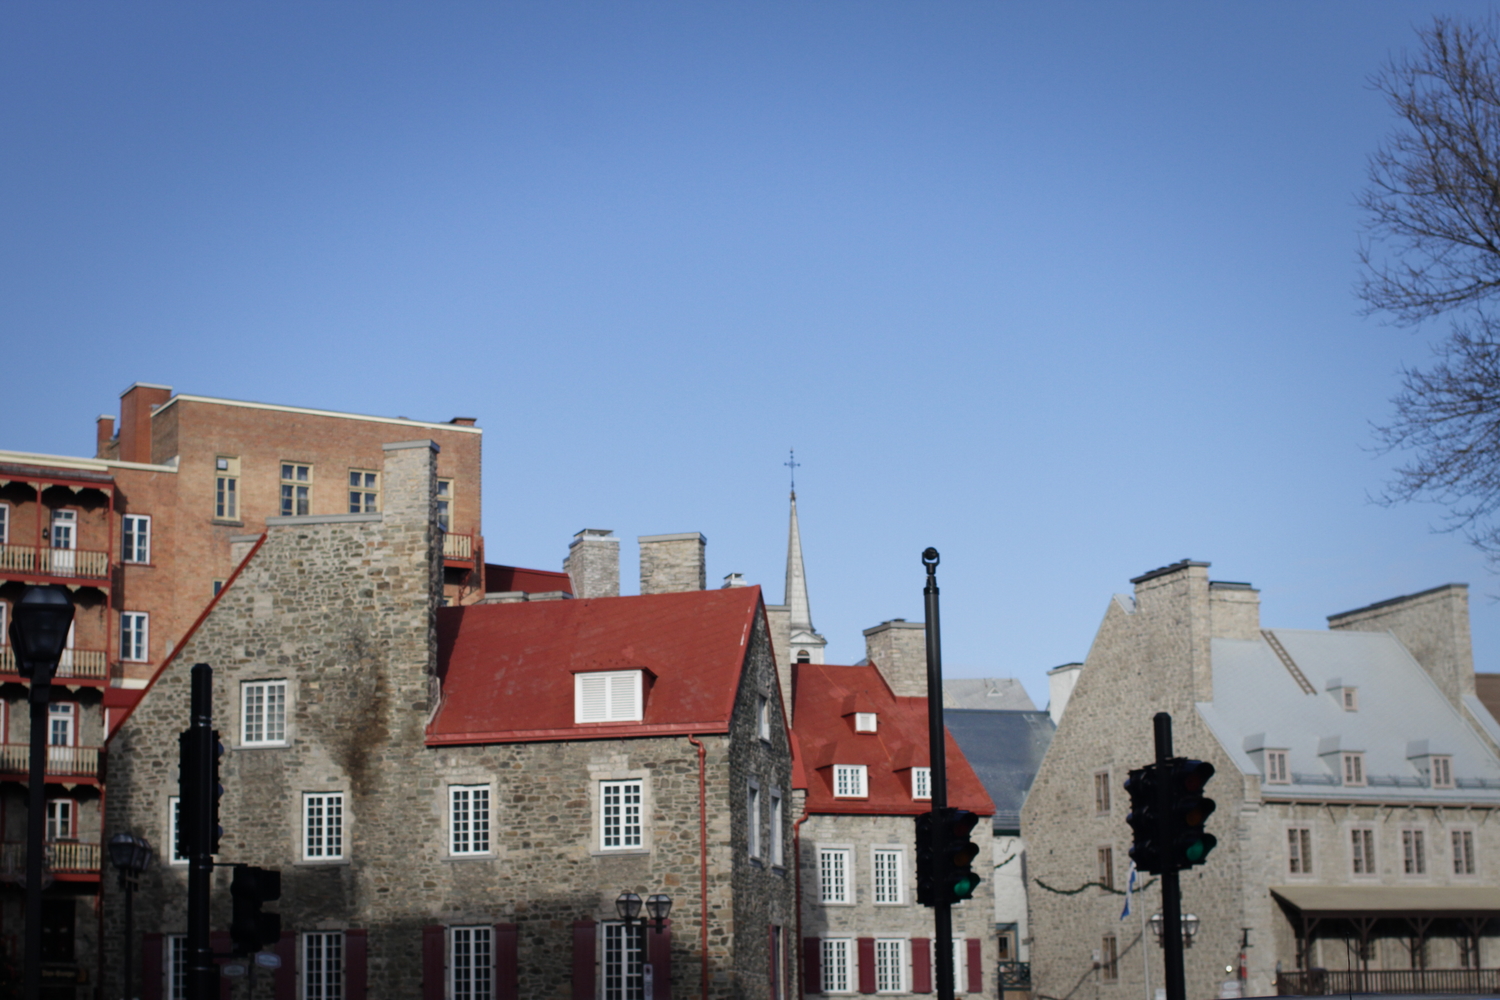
(616, 890), (672, 998)
(1149, 912), (1201, 949)
(10, 585), (75, 1000)
(109, 833), (153, 1000)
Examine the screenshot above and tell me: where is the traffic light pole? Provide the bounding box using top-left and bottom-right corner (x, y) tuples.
(923, 549), (955, 1000)
(1155, 713), (1185, 1000)
(186, 664), (221, 1000)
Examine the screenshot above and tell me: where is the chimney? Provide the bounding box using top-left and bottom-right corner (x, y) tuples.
(95, 415), (116, 459)
(1209, 580), (1260, 640)
(721, 573), (750, 588)
(117, 383), (172, 464)
(1046, 662), (1083, 724)
(863, 619), (927, 698)
(448, 417), (477, 426)
(1328, 583), (1475, 709)
(564, 529), (620, 599)
(638, 533), (706, 594)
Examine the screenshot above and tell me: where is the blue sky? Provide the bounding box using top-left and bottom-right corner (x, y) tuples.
(3, 2), (1497, 707)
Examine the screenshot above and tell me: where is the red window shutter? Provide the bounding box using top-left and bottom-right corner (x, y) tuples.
(803, 938), (821, 994)
(345, 929), (368, 1000)
(494, 924), (519, 1000)
(911, 937), (932, 993)
(423, 925), (446, 1000)
(647, 919), (672, 999)
(274, 931), (297, 1000)
(857, 938), (876, 994)
(210, 932), (233, 1000)
(572, 920), (596, 1000)
(141, 933), (163, 1000)
(966, 938), (983, 994)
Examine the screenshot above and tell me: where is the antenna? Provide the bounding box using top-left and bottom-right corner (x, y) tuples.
(785, 448), (800, 495)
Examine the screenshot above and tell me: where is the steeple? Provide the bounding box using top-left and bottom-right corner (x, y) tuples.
(783, 486), (827, 665)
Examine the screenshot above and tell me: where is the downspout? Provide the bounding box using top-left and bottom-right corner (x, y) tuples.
(687, 735), (709, 1000)
(792, 801), (811, 1000)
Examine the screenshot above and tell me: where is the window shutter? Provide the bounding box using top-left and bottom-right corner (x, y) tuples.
(141, 933), (163, 1000)
(803, 938), (821, 993)
(210, 932), (233, 1000)
(647, 919), (672, 999)
(579, 675), (607, 721)
(572, 919), (596, 1000)
(422, 925), (446, 1000)
(495, 924), (518, 1000)
(911, 937), (932, 993)
(345, 929), (368, 1000)
(274, 932), (296, 1000)
(857, 937), (876, 994)
(965, 938), (983, 994)
(609, 673), (637, 719)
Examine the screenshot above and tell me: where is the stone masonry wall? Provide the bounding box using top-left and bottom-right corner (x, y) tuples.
(564, 529), (621, 599)
(639, 534), (707, 595)
(1327, 584), (1475, 709)
(862, 621), (927, 699)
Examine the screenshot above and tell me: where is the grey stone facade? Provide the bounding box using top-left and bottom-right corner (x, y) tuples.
(638, 534), (707, 595)
(565, 529), (621, 599)
(862, 621), (927, 699)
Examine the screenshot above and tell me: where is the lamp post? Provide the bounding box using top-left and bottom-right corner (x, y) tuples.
(10, 585), (75, 1000)
(109, 833), (153, 1000)
(616, 890), (672, 999)
(1149, 912), (1201, 949)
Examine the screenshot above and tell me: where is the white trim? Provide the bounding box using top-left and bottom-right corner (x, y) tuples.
(168, 796), (187, 865)
(833, 764), (867, 798)
(157, 394), (483, 434)
(449, 925), (494, 1000)
(599, 778), (644, 851)
(122, 513), (152, 563)
(820, 938), (855, 994)
(240, 679), (289, 746)
(574, 670), (643, 723)
(872, 846), (905, 905)
(302, 792), (346, 861)
(449, 784), (493, 856)
(0, 449), (177, 474)
(301, 931), (345, 1000)
(747, 780), (762, 859)
(875, 938), (908, 994)
(818, 846), (854, 905)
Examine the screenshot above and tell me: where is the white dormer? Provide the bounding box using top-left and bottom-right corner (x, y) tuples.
(1326, 676), (1358, 711)
(574, 670), (643, 723)
(854, 712), (878, 733)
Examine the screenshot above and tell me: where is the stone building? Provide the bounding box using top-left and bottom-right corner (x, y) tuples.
(1023, 560), (1500, 1000)
(102, 440), (796, 1000)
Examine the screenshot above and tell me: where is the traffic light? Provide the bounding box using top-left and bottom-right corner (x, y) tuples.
(177, 727), (224, 858)
(1124, 764), (1166, 875)
(936, 808), (982, 904)
(915, 810), (936, 906)
(230, 865), (282, 955)
(1166, 759), (1217, 869)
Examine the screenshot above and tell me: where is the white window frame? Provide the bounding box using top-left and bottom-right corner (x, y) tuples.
(1402, 828), (1428, 876)
(833, 764), (867, 799)
(820, 938), (854, 994)
(121, 612), (150, 662)
(168, 796), (187, 865)
(449, 785), (492, 856)
(167, 935), (188, 1000)
(1342, 687), (1359, 711)
(240, 679), (288, 746)
(574, 670), (643, 723)
(1452, 827), (1477, 876)
(436, 478), (453, 532)
(875, 938), (907, 994)
(769, 788), (784, 867)
(1265, 750), (1290, 784)
(1287, 826), (1313, 876)
(303, 792), (345, 861)
(280, 462), (312, 517)
(912, 767), (931, 801)
(122, 514), (152, 563)
(450, 925), (493, 1000)
(347, 469), (379, 514)
(46, 798), (75, 840)
(1431, 755), (1454, 789)
(854, 712), (877, 733)
(48, 702), (76, 747)
(215, 457), (239, 521)
(601, 921), (643, 1000)
(819, 847), (852, 904)
(0, 601), (7, 651)
(758, 695), (771, 741)
(599, 778), (643, 851)
(1351, 826), (1377, 876)
(872, 847), (904, 905)
(747, 781), (762, 859)
(0, 501), (8, 544)
(1342, 752), (1366, 787)
(302, 931), (344, 1000)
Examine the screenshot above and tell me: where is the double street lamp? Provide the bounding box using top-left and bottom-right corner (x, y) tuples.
(615, 891), (673, 996)
(1150, 912), (1201, 949)
(10, 585), (75, 1000)
(109, 833), (153, 1000)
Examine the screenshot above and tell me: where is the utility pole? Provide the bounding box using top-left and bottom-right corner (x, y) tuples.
(1154, 713), (1185, 1000)
(923, 548), (956, 1000)
(183, 664), (221, 1000)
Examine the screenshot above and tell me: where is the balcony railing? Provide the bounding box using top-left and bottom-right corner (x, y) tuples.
(443, 532), (474, 561)
(1278, 968), (1500, 995)
(0, 744), (101, 779)
(0, 646), (108, 679)
(998, 961), (1032, 990)
(0, 544), (110, 580)
(0, 840), (101, 876)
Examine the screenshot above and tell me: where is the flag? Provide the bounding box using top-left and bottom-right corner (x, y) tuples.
(1120, 861), (1137, 919)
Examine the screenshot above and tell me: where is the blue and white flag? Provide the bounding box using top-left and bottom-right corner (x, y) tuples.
(1120, 861), (1138, 919)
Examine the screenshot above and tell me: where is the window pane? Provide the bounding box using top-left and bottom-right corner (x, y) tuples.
(452, 927), (493, 1000)
(603, 922), (643, 1000)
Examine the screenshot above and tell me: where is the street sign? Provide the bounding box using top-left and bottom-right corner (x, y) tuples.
(254, 953), (282, 970)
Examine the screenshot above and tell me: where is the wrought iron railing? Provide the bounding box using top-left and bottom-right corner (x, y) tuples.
(1277, 968), (1500, 995)
(443, 532), (474, 560)
(0, 744), (101, 778)
(0, 544), (110, 580)
(0, 646), (108, 678)
(0, 841), (101, 875)
(998, 961), (1032, 990)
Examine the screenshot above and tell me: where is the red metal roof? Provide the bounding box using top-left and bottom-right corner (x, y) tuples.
(484, 563), (574, 595)
(428, 587), (762, 745)
(792, 663), (995, 816)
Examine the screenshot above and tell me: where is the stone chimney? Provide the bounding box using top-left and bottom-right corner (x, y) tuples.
(116, 383), (172, 464)
(638, 532), (706, 594)
(1046, 662), (1082, 724)
(1328, 583), (1475, 709)
(1129, 559), (1214, 703)
(863, 619), (927, 698)
(721, 573), (750, 588)
(564, 529), (621, 599)
(95, 416), (116, 459)
(1209, 580), (1260, 640)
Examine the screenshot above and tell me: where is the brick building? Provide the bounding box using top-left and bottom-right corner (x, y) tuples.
(102, 441), (797, 1000)
(1023, 560), (1500, 1000)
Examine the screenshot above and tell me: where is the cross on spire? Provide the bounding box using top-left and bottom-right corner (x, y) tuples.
(785, 448), (800, 496)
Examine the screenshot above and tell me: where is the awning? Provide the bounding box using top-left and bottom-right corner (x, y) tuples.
(1272, 885), (1500, 917)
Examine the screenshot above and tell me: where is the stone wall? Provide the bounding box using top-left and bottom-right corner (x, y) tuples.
(1328, 584), (1475, 709)
(564, 529), (621, 599)
(639, 533), (707, 595)
(862, 621), (927, 699)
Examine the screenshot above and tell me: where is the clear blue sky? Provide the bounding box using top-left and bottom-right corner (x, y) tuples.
(4, 1), (1497, 707)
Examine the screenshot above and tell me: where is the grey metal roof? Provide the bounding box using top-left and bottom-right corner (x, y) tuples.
(942, 678), (1036, 711)
(1198, 629), (1500, 803)
(943, 708), (1055, 832)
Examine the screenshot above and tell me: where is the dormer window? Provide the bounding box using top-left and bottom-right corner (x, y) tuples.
(912, 767), (931, 800)
(1431, 755), (1454, 789)
(1342, 752), (1366, 787)
(1264, 750), (1289, 784)
(1342, 687), (1358, 711)
(833, 765), (868, 798)
(574, 670), (643, 723)
(854, 712), (877, 734)
(796, 650), (810, 664)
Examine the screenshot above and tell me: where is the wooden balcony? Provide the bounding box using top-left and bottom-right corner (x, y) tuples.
(1278, 968), (1500, 994)
(0, 840), (101, 877)
(0, 744), (101, 781)
(443, 532), (474, 565)
(0, 646), (109, 680)
(0, 543), (111, 581)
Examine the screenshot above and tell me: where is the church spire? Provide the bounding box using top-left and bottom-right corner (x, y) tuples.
(785, 489), (814, 633)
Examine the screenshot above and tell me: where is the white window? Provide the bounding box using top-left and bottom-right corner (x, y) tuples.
(241, 680), (288, 745)
(820, 939), (853, 994)
(854, 712), (877, 733)
(758, 695), (771, 741)
(46, 799), (74, 840)
(575, 670), (643, 723)
(215, 457), (240, 520)
(602, 922), (643, 1000)
(600, 779), (642, 850)
(168, 796), (186, 865)
(1431, 755), (1454, 788)
(303, 793), (345, 860)
(1094, 771), (1112, 814)
(48, 702), (75, 746)
(1287, 827), (1312, 875)
(1403, 829), (1427, 875)
(875, 939), (907, 994)
(1351, 828), (1376, 875)
(281, 462), (312, 517)
(1342, 687), (1358, 711)
(913, 767), (931, 800)
(348, 470), (379, 514)
(0, 502), (8, 544)
(1265, 750), (1289, 784)
(770, 789), (784, 866)
(873, 849), (904, 904)
(1453, 829), (1476, 875)
(303, 932), (344, 1000)
(450, 925), (493, 1000)
(0, 601), (7, 649)
(449, 785), (491, 855)
(819, 848), (851, 904)
(748, 783), (761, 858)
(122, 514), (152, 563)
(167, 935), (188, 1000)
(121, 612), (149, 662)
(436, 479), (453, 532)
(833, 765), (867, 798)
(1342, 752), (1366, 787)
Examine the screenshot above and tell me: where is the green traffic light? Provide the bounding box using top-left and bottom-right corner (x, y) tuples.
(1184, 833), (1218, 863)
